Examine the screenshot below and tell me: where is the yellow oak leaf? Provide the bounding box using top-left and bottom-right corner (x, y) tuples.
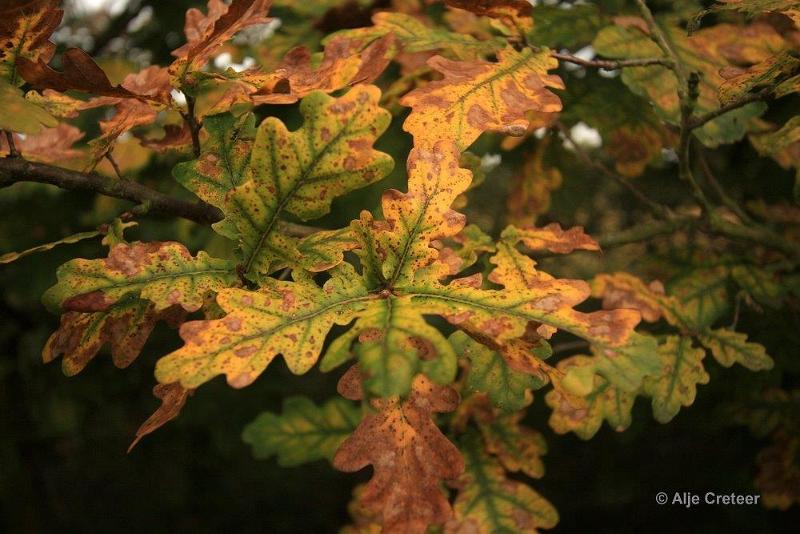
(400, 46), (563, 150)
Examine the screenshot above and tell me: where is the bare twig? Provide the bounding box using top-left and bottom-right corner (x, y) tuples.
(181, 95), (202, 158)
(634, 0), (689, 96)
(551, 52), (673, 70)
(106, 152), (124, 179)
(555, 122), (672, 218)
(3, 131), (18, 158)
(551, 340), (589, 355)
(697, 152), (754, 224)
(0, 157), (329, 238)
(688, 89), (773, 131)
(597, 216), (697, 248)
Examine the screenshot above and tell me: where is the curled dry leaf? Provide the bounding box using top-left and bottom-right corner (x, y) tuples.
(333, 367), (464, 534)
(44, 298), (186, 376)
(213, 34), (394, 106)
(501, 223), (600, 255)
(0, 0), (62, 83)
(0, 123), (84, 163)
(592, 272), (666, 323)
(170, 0), (273, 79)
(128, 382), (194, 452)
(18, 48), (145, 99)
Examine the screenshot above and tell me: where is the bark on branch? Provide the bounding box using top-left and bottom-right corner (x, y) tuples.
(0, 157), (222, 225)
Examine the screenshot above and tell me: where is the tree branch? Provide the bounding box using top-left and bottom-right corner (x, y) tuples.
(597, 216), (697, 248)
(3, 131), (18, 158)
(181, 95), (202, 158)
(0, 157), (222, 225)
(0, 157), (329, 238)
(634, 0), (689, 97)
(551, 52), (673, 70)
(687, 88), (773, 131)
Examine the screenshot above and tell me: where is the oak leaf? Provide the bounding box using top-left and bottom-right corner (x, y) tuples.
(0, 123), (83, 164)
(243, 396), (361, 466)
(698, 328), (774, 371)
(17, 48), (148, 99)
(0, 229), (99, 265)
(592, 272), (666, 323)
(545, 356), (636, 439)
(446, 431), (558, 534)
(477, 411), (547, 479)
(642, 336), (709, 423)
(452, 331), (541, 411)
(593, 19), (789, 147)
(157, 142), (652, 398)
(0, 82), (57, 134)
(44, 297), (185, 376)
(329, 12), (501, 60)
(0, 0), (62, 84)
(228, 85), (393, 279)
(170, 0), (273, 81)
(693, 1), (800, 29)
(333, 368), (464, 534)
(43, 241), (237, 314)
(154, 264), (374, 388)
(400, 46), (563, 150)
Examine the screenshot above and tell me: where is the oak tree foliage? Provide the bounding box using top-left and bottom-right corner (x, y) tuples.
(1, 0), (799, 530)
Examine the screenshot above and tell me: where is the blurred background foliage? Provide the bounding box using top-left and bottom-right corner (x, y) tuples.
(1, 0), (799, 532)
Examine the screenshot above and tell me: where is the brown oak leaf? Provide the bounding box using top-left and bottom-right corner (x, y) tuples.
(333, 366), (465, 534)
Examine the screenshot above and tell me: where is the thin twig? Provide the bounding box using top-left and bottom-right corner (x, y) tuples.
(106, 151), (124, 179)
(688, 89), (773, 131)
(551, 52), (673, 70)
(634, 0), (688, 95)
(551, 340), (589, 356)
(697, 152), (753, 224)
(555, 122), (672, 219)
(596, 216), (697, 248)
(3, 131), (18, 158)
